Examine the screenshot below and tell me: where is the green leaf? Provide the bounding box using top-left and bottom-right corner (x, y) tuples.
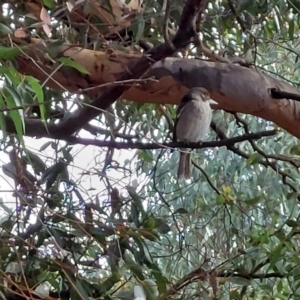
(131, 201), (140, 227)
(142, 279), (159, 300)
(3, 87), (24, 139)
(216, 195), (225, 205)
(245, 196), (261, 205)
(40, 141), (53, 151)
(124, 253), (144, 281)
(126, 185), (146, 216)
(5, 68), (22, 86)
(143, 217), (156, 229)
(62, 148), (73, 163)
(0, 219), (14, 231)
(277, 280), (283, 293)
(290, 144), (300, 155)
(0, 93), (7, 141)
(149, 265), (167, 294)
(23, 149), (47, 175)
(45, 40), (65, 58)
(288, 20), (295, 40)
(101, 273), (121, 293)
(174, 208), (189, 214)
(138, 150), (153, 162)
(68, 276), (90, 300)
(0, 23), (13, 35)
(26, 76), (46, 120)
(226, 276), (252, 286)
(247, 152), (263, 165)
(268, 243), (283, 271)
(115, 290), (133, 300)
(141, 241), (153, 264)
(286, 219), (298, 227)
(57, 57), (90, 74)
(287, 192), (298, 200)
(0, 198), (12, 214)
(41, 161), (66, 189)
(136, 15), (145, 41)
(138, 228), (159, 241)
(0, 46), (21, 59)
(154, 218), (170, 234)
(42, 0), (55, 8)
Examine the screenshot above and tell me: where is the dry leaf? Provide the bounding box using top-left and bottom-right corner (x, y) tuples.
(66, 0), (76, 12)
(14, 28), (27, 38)
(40, 6), (51, 25)
(40, 6), (52, 37)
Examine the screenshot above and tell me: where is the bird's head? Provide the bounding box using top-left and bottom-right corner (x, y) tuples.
(183, 87), (218, 105)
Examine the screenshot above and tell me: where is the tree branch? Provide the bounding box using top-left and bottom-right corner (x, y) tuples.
(15, 208), (45, 246)
(157, 263), (284, 300)
(210, 120), (297, 193)
(83, 124), (139, 140)
(227, 0), (247, 32)
(222, 272), (284, 279)
(48, 0), (208, 136)
(62, 130), (276, 149)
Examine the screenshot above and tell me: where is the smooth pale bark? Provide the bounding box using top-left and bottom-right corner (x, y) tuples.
(15, 39), (300, 138)
(143, 59), (300, 138)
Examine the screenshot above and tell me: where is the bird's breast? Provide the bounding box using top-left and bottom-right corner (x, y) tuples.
(176, 100), (212, 143)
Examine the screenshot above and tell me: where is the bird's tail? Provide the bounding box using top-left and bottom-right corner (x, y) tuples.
(177, 150), (191, 179)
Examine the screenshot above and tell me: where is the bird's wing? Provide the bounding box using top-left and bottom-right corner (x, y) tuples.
(173, 94), (192, 142)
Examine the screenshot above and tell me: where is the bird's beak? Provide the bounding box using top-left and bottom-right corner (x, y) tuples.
(208, 99), (218, 105)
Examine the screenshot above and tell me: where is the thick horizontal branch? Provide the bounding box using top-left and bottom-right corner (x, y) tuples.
(51, 0), (208, 136)
(145, 59), (300, 139)
(14, 42), (300, 140)
(63, 130), (277, 149)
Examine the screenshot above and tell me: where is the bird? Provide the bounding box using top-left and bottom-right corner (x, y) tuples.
(173, 87), (216, 179)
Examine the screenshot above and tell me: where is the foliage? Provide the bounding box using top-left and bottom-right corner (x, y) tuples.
(0, 0), (300, 299)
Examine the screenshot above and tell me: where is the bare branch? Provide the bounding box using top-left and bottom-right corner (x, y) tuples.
(163, 0), (175, 49)
(227, 0), (247, 32)
(63, 129), (276, 149)
(83, 124), (139, 140)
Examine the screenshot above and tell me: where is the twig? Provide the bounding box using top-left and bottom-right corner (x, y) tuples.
(157, 266), (208, 300)
(163, 0), (175, 50)
(138, 40), (153, 51)
(192, 162), (220, 194)
(78, 77), (158, 93)
(211, 120), (297, 193)
(14, 208), (45, 246)
(157, 105), (174, 140)
(227, 0), (247, 32)
(233, 113), (300, 168)
(195, 38), (230, 63)
(63, 130), (277, 149)
(219, 270), (284, 279)
(83, 124), (138, 140)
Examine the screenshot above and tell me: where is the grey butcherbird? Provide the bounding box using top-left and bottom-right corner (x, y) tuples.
(173, 87), (217, 179)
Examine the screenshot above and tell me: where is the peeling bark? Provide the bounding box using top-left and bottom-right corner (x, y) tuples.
(12, 0), (208, 138)
(13, 32), (300, 139)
